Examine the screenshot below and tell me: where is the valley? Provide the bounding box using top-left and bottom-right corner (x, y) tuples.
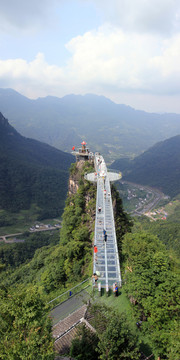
(0, 221), (61, 243)
(117, 180), (169, 216)
(0, 204), (62, 237)
(0, 179), (167, 239)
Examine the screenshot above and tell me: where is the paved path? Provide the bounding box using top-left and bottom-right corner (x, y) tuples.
(50, 290), (90, 325)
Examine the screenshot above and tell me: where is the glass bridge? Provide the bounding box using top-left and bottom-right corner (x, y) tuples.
(85, 153), (122, 290)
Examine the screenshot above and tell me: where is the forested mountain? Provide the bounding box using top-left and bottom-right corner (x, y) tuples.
(0, 159), (179, 359)
(1, 88), (180, 161)
(0, 160), (134, 359)
(111, 135), (180, 197)
(0, 112), (74, 218)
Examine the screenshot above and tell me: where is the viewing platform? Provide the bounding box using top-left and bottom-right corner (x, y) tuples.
(72, 141), (94, 162)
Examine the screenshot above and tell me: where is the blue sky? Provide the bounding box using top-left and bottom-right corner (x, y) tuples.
(0, 0), (180, 113)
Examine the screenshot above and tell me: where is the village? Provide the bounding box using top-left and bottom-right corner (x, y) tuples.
(117, 180), (169, 217)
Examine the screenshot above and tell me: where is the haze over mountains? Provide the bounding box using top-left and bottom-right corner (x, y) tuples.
(0, 112), (74, 218)
(112, 135), (180, 197)
(1, 88), (180, 162)
(1, 88), (180, 206)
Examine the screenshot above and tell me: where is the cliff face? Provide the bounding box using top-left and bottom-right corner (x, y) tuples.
(69, 160), (96, 225)
(68, 159), (94, 196)
(69, 178), (79, 195)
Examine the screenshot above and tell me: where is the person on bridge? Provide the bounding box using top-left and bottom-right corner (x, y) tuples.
(92, 273), (98, 282)
(94, 245), (98, 253)
(113, 283), (118, 296)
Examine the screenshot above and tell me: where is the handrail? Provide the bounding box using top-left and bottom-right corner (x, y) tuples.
(103, 167), (109, 291)
(48, 277), (90, 305)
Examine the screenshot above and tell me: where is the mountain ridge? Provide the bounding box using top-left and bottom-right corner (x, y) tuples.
(0, 112), (74, 217)
(111, 135), (180, 197)
(1, 88), (180, 161)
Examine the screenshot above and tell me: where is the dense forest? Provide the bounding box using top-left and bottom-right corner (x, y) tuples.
(111, 135), (180, 197)
(0, 158), (179, 359)
(0, 112), (74, 219)
(122, 231), (180, 360)
(0, 160), (132, 358)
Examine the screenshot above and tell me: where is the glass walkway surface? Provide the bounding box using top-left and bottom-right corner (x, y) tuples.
(86, 153), (122, 290)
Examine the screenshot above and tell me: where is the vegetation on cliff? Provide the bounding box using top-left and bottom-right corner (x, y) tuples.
(60, 161), (96, 280)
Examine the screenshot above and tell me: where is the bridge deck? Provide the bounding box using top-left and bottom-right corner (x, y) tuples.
(92, 154), (121, 289)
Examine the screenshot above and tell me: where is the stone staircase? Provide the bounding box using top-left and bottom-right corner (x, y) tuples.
(53, 304), (88, 354)
(54, 326), (80, 355)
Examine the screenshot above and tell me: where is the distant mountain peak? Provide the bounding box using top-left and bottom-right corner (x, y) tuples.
(0, 112), (18, 136)
(0, 88), (180, 163)
(0, 112), (7, 124)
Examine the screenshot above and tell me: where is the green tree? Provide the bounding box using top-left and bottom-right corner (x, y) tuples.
(0, 285), (54, 359)
(70, 324), (99, 360)
(97, 313), (140, 360)
(166, 320), (180, 360)
(122, 231), (180, 359)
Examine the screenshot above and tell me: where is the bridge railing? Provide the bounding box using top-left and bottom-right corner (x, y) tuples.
(48, 277), (91, 309)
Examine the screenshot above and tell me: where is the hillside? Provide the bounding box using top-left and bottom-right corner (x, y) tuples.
(111, 135), (180, 197)
(1, 88), (180, 161)
(0, 160), (131, 291)
(0, 112), (74, 218)
(0, 159), (179, 360)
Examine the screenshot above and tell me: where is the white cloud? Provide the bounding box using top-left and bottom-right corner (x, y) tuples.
(0, 25), (180, 111)
(0, 53), (66, 97)
(149, 35), (180, 77)
(66, 25), (180, 94)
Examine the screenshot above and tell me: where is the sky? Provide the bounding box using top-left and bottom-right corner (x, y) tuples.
(0, 0), (180, 113)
